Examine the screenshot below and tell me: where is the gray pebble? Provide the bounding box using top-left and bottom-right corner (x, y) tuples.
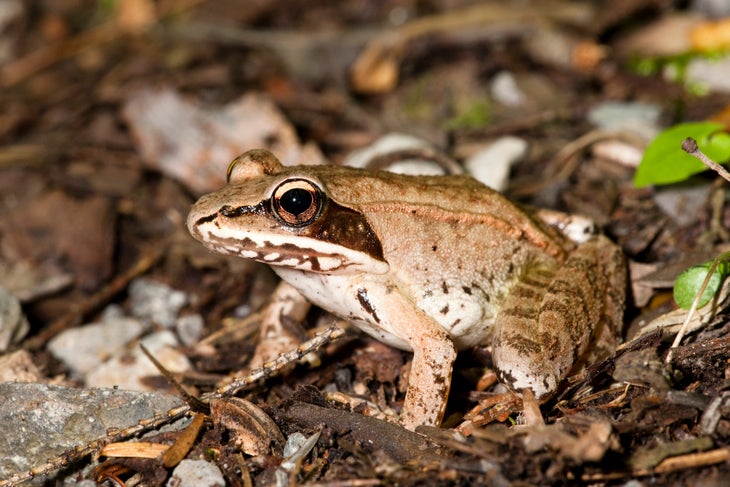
(47, 317), (147, 377)
(686, 57), (730, 94)
(85, 330), (191, 390)
(490, 71), (526, 107)
(129, 278), (188, 328)
(465, 137), (528, 191)
(176, 314), (205, 347)
(587, 101), (661, 140)
(167, 459), (225, 487)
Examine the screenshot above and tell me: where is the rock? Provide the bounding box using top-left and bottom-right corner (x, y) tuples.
(0, 349), (43, 382)
(85, 330), (191, 390)
(0, 382), (185, 483)
(176, 313), (205, 347)
(344, 133), (456, 175)
(464, 136), (528, 191)
(490, 71), (526, 107)
(167, 459), (225, 487)
(129, 278), (188, 329)
(686, 57), (730, 93)
(47, 316), (147, 377)
(587, 101), (661, 140)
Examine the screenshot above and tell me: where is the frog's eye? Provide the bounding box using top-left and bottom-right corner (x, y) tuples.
(271, 179), (323, 227)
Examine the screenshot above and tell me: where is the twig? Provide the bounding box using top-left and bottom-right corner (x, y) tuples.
(140, 344), (209, 414)
(509, 130), (646, 197)
(682, 137), (730, 185)
(21, 246), (165, 351)
(581, 447), (730, 482)
(665, 257), (721, 364)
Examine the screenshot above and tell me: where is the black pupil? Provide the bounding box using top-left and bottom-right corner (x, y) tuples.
(280, 188), (313, 216)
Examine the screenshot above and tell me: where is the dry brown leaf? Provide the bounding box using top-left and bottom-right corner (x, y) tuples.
(162, 412), (206, 468)
(101, 441), (170, 459)
(123, 88), (325, 195)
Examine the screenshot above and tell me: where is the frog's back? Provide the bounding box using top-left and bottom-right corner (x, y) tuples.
(325, 168), (508, 215)
(321, 167), (569, 260)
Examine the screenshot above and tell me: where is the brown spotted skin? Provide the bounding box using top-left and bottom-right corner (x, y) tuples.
(492, 236), (626, 398)
(188, 149), (626, 429)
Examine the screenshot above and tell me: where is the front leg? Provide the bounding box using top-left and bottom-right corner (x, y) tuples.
(358, 285), (457, 430)
(402, 323), (457, 430)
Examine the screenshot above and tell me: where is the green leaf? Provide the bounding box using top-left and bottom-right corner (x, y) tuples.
(673, 263), (724, 309)
(634, 122), (730, 187)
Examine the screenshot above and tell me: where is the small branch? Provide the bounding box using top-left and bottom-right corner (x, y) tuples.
(21, 246), (165, 351)
(682, 137), (730, 184)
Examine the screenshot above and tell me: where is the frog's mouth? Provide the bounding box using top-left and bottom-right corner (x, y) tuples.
(189, 211), (389, 274)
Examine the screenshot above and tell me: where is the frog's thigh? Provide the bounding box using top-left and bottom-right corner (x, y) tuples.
(583, 236), (626, 361)
(493, 236), (624, 399)
(358, 285), (457, 430)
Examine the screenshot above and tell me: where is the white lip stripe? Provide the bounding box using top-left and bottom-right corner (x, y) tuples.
(197, 223), (389, 274)
(279, 258), (301, 267)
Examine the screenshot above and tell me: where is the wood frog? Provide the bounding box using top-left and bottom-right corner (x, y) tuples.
(187, 149), (626, 430)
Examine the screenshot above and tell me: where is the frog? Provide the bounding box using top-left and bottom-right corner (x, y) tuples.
(187, 148), (626, 430)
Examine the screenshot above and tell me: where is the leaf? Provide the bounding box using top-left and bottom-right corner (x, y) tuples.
(634, 122), (730, 187)
(673, 263), (724, 310)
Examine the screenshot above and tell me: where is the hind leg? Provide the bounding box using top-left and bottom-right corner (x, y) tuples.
(493, 236), (626, 399)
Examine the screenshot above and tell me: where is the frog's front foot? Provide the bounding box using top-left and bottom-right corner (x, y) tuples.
(398, 327), (457, 430)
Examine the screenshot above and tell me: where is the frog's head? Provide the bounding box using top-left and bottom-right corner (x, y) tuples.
(187, 149), (388, 274)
